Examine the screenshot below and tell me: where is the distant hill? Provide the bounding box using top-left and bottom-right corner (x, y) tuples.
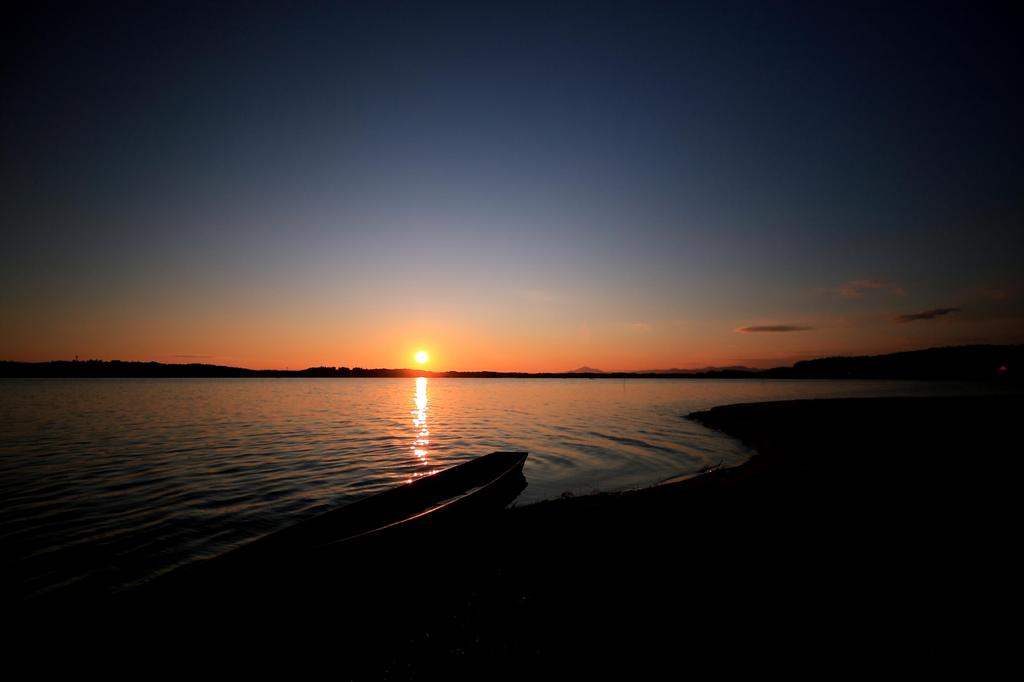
(759, 345), (1020, 381)
(0, 345), (1018, 380)
(0, 360), (421, 379)
(633, 366), (758, 374)
(568, 365), (758, 374)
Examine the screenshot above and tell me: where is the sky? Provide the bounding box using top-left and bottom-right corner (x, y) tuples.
(2, 1), (1022, 371)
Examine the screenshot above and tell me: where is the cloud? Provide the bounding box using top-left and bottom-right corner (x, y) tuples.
(835, 278), (904, 298)
(894, 307), (961, 323)
(174, 354), (214, 359)
(736, 325), (814, 333)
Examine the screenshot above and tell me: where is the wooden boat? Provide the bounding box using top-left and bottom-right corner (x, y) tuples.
(144, 450), (528, 606)
(146, 452), (527, 603)
(266, 450), (528, 553)
(202, 451), (528, 565)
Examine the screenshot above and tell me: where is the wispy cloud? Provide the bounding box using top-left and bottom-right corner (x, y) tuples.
(894, 307), (961, 323)
(736, 325), (814, 333)
(174, 354), (214, 359)
(835, 278), (905, 298)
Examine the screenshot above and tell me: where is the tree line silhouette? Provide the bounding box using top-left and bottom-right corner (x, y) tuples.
(0, 345), (1018, 380)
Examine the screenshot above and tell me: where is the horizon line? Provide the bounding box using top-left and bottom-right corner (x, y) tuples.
(1, 343), (1019, 378)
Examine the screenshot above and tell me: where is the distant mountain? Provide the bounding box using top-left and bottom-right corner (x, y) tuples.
(567, 366), (604, 374)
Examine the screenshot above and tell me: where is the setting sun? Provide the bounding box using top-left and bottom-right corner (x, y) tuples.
(415, 351), (429, 364)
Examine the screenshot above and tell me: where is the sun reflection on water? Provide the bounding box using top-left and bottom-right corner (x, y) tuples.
(407, 377), (432, 481)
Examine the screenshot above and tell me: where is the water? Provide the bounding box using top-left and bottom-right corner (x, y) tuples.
(0, 377), (1007, 600)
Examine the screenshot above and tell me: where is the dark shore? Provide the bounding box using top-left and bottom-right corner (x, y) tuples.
(23, 394), (1020, 675)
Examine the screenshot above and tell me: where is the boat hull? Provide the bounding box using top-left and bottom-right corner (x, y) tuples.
(149, 451), (528, 597)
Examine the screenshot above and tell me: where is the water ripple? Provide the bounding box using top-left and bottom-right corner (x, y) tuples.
(0, 376), (1002, 599)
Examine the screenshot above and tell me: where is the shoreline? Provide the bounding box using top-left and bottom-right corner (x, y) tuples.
(2, 344), (1020, 380)
(21, 394), (1020, 674)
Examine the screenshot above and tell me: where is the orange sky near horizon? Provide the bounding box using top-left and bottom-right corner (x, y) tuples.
(3, 294), (1020, 371)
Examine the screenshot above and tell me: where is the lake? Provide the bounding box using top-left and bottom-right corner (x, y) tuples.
(0, 377), (1007, 600)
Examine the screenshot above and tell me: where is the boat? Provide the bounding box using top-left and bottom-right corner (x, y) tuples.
(164, 451), (529, 589)
(251, 450), (529, 554)
(139, 451), (529, 614)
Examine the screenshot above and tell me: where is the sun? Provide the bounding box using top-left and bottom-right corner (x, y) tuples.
(415, 351), (429, 364)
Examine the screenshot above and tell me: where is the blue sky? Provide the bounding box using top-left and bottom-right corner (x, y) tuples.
(2, 2), (1021, 369)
